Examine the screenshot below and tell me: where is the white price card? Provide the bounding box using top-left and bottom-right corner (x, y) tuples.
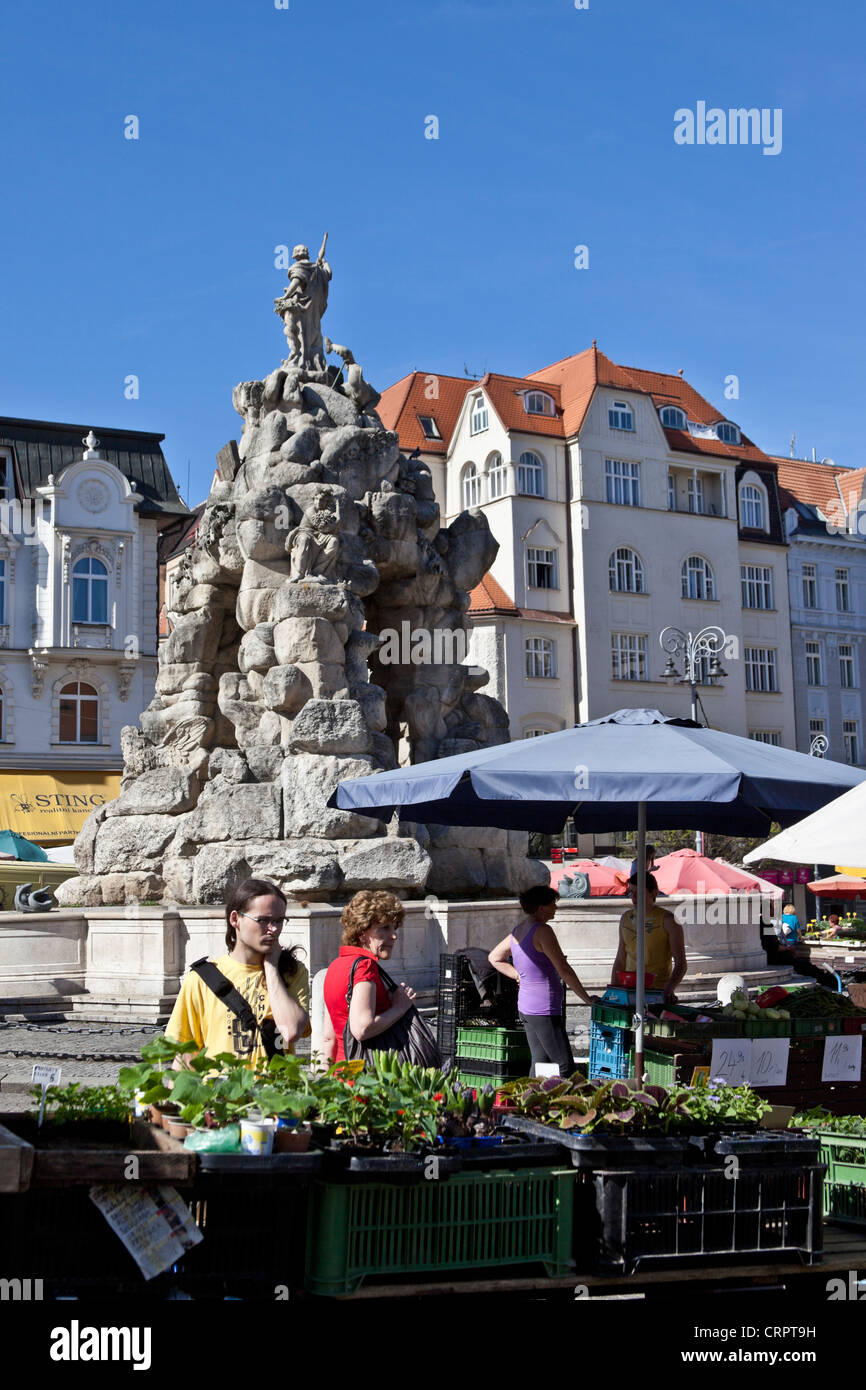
(822, 1035), (863, 1083)
(709, 1039), (752, 1086)
(749, 1039), (790, 1087)
(533, 1062), (561, 1079)
(31, 1064), (62, 1087)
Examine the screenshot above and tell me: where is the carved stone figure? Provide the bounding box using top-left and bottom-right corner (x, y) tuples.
(287, 491), (342, 583)
(274, 235), (332, 371)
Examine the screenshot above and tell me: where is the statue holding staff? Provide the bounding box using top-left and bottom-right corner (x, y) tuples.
(274, 233), (332, 370)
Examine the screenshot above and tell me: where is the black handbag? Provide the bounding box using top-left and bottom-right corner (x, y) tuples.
(342, 957), (441, 1068)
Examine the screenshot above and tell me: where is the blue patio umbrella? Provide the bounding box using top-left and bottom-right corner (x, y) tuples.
(331, 709), (866, 1075)
(0, 830), (48, 862)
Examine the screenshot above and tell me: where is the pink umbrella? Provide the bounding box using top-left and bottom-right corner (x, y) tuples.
(549, 859), (628, 896)
(653, 847), (779, 896)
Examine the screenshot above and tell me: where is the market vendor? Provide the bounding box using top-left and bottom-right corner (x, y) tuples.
(610, 872), (687, 1002)
(166, 877), (311, 1068)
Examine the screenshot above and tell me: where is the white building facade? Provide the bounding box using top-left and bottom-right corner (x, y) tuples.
(0, 419), (187, 842)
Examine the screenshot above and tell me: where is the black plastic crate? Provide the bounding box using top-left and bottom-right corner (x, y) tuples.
(582, 1163), (824, 1275)
(437, 954), (519, 1032)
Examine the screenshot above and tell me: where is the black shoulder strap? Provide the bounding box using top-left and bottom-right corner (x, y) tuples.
(191, 958), (257, 1032)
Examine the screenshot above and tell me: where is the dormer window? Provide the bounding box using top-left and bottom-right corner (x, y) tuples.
(660, 406), (687, 430)
(523, 390), (554, 416)
(0, 451), (13, 501)
(470, 395), (488, 435)
(715, 421), (741, 445)
(608, 400), (634, 431)
(417, 415), (441, 440)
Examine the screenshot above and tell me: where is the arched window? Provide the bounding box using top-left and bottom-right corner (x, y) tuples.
(518, 451), (545, 497)
(487, 452), (506, 499)
(524, 391), (554, 416)
(682, 555), (716, 600)
(0, 558), (5, 625)
(72, 557), (109, 624)
(469, 395), (488, 435)
(59, 682), (99, 744)
(608, 547), (645, 594)
(462, 463), (480, 509)
(660, 406), (687, 429)
(716, 421), (741, 445)
(740, 483), (765, 529)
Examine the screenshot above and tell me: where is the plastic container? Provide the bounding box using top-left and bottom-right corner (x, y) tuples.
(618, 971), (656, 988)
(240, 1117), (277, 1156)
(818, 1131), (866, 1226)
(591, 1001), (633, 1029)
(304, 1166), (580, 1295)
(589, 1022), (632, 1079)
(456, 1026), (532, 1067)
(502, 1115), (687, 1168)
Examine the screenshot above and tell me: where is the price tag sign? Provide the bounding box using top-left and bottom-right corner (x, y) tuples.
(822, 1035), (863, 1083)
(749, 1039), (790, 1087)
(533, 1063), (561, 1079)
(709, 1039), (752, 1085)
(32, 1063), (62, 1128)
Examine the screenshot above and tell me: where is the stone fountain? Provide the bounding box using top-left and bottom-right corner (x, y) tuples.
(59, 240), (546, 907)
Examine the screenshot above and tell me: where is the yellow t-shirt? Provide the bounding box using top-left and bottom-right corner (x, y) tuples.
(618, 905), (673, 987)
(166, 954), (311, 1069)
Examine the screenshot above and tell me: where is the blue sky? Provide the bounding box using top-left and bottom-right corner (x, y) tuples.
(0, 0), (862, 504)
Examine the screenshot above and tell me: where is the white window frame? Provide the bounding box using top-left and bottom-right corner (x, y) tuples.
(71, 555), (110, 625)
(469, 396), (488, 436)
(0, 557), (5, 626)
(836, 568), (851, 613)
(802, 563), (818, 609)
(667, 473), (676, 511)
(844, 719), (860, 765)
(525, 637), (556, 679)
(840, 643), (856, 689)
(687, 475), (704, 515)
(611, 632), (648, 681)
(745, 647), (778, 693)
(517, 451), (545, 497)
(417, 415), (441, 440)
(524, 726), (553, 738)
(682, 555), (715, 601)
(805, 640), (824, 687)
(739, 482), (765, 529)
(58, 680), (100, 745)
(605, 458), (641, 506)
(609, 547), (645, 595)
(741, 564), (774, 610)
(608, 400), (634, 431)
(523, 391), (554, 416)
(488, 452), (506, 499)
(749, 730), (781, 746)
(660, 406), (687, 429)
(809, 717), (826, 743)
(716, 421), (741, 445)
(526, 546), (558, 590)
(462, 463), (480, 509)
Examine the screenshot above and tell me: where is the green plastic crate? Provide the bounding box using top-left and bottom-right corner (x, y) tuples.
(305, 1167), (579, 1295)
(591, 1002), (633, 1029)
(456, 1026), (532, 1064)
(818, 1132), (866, 1226)
(457, 1067), (524, 1090)
(791, 1018), (844, 1037)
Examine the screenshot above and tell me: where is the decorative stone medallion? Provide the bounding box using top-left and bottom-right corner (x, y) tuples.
(78, 481), (110, 514)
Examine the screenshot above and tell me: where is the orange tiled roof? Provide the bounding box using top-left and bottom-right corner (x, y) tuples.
(377, 372), (474, 454)
(772, 456), (866, 518)
(479, 374), (564, 438)
(468, 574), (519, 614)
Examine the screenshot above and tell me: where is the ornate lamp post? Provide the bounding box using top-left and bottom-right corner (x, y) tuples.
(659, 625), (730, 853)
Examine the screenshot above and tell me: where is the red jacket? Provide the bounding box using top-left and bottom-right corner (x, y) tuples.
(324, 946), (392, 1062)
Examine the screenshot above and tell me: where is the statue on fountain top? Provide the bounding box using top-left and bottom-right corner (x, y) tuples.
(274, 233), (332, 371)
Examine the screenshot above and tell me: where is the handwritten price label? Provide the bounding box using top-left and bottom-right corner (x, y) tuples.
(710, 1039), (751, 1085)
(822, 1035), (863, 1083)
(749, 1039), (789, 1087)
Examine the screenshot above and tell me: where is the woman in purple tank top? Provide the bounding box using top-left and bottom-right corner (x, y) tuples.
(488, 886), (595, 1078)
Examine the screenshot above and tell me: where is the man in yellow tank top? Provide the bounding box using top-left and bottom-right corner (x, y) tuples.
(610, 872), (687, 1002)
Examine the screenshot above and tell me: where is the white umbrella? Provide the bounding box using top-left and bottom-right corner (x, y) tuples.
(744, 778), (866, 869)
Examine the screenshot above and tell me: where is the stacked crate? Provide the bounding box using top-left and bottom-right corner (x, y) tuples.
(456, 1026), (533, 1090)
(437, 953), (519, 1063)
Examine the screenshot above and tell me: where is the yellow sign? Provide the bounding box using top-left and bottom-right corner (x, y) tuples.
(0, 772), (121, 843)
(837, 867), (866, 878)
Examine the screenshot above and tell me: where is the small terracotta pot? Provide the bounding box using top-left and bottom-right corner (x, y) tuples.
(166, 1118), (194, 1140)
(149, 1105), (163, 1126)
(159, 1107), (180, 1130)
(274, 1124), (311, 1154)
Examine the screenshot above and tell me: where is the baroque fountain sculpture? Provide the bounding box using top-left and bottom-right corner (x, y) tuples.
(62, 240), (546, 906)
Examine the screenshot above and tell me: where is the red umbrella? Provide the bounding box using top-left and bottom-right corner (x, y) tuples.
(549, 859), (628, 896)
(653, 847), (778, 896)
(806, 873), (866, 899)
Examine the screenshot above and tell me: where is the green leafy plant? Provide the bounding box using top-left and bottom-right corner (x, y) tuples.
(32, 1082), (132, 1127)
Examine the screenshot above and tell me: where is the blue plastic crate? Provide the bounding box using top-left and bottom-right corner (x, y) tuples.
(589, 1021), (633, 1079)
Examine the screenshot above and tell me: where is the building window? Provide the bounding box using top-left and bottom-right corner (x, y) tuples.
(517, 451), (545, 497)
(741, 564), (774, 610)
(805, 640), (824, 687)
(840, 643), (856, 689)
(844, 719), (860, 765)
(609, 547), (645, 594)
(608, 400), (634, 431)
(524, 727), (551, 738)
(527, 547), (557, 590)
(716, 421), (741, 445)
(687, 475), (704, 514)
(469, 396), (488, 435)
(667, 474), (676, 511)
(72, 556), (109, 624)
(802, 563), (817, 608)
(0, 558), (4, 624)
(611, 632), (648, 681)
(525, 637), (556, 679)
(462, 464), (480, 509)
(809, 717), (826, 745)
(488, 453), (506, 499)
(749, 730), (781, 746)
(660, 406), (687, 429)
(417, 415), (441, 440)
(59, 681), (100, 744)
(681, 555), (715, 601)
(836, 568), (851, 613)
(745, 647), (778, 693)
(524, 391), (554, 416)
(739, 483), (764, 529)
(605, 458), (640, 506)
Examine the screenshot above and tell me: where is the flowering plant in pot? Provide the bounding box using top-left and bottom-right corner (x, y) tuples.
(117, 1036), (200, 1125)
